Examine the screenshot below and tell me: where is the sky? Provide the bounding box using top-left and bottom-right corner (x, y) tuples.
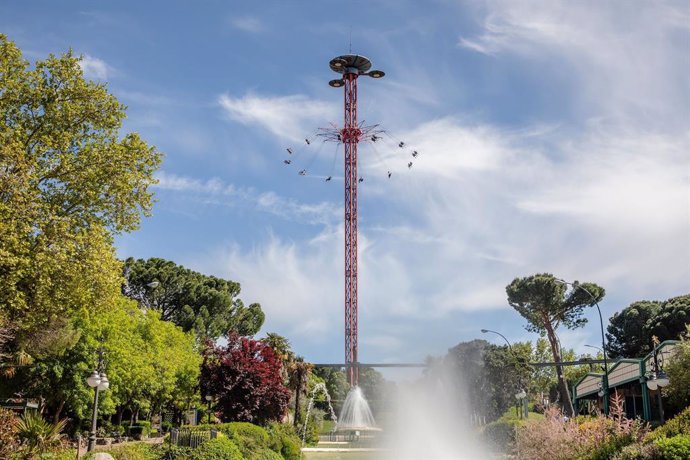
(3, 0), (689, 379)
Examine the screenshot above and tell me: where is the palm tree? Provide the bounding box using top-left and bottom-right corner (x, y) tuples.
(288, 357), (312, 427)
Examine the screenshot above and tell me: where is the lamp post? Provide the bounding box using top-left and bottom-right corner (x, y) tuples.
(646, 339), (670, 423)
(205, 395), (213, 424)
(85, 351), (109, 452)
(481, 329), (529, 418)
(555, 279), (609, 415)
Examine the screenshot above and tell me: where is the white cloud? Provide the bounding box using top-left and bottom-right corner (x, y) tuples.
(459, 1), (690, 125)
(229, 16), (265, 33)
(218, 93), (337, 142)
(79, 54), (110, 80)
(154, 171), (340, 225)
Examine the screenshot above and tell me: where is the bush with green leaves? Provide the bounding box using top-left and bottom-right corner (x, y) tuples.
(189, 437), (242, 460)
(646, 405), (690, 443)
(482, 419), (517, 452)
(266, 422), (301, 460)
(654, 434), (690, 460)
(83, 443), (162, 460)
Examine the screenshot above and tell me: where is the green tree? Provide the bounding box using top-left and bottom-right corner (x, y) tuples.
(607, 295), (689, 359)
(0, 34), (161, 358)
(8, 297), (199, 425)
(122, 257), (264, 339)
(506, 273), (604, 416)
(606, 301), (662, 358)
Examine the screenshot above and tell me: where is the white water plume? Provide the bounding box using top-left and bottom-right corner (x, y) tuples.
(337, 386), (378, 431)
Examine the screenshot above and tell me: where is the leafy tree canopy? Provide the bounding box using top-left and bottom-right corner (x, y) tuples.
(506, 273), (605, 416)
(200, 334), (290, 425)
(606, 294), (689, 359)
(3, 297), (200, 423)
(0, 34), (161, 356)
(122, 257), (264, 339)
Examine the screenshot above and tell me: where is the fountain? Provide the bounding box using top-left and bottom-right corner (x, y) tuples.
(301, 382), (338, 445)
(335, 386), (379, 432)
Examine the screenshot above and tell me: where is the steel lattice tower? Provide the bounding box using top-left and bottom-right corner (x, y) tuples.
(328, 55), (385, 386)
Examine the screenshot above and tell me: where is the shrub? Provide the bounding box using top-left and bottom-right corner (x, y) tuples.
(133, 421), (151, 436)
(612, 442), (660, 460)
(249, 447), (284, 460)
(266, 422), (301, 460)
(83, 442), (161, 460)
(654, 434), (690, 460)
(16, 412), (67, 457)
(189, 437), (242, 460)
(646, 406), (690, 443)
(128, 426), (144, 440)
(516, 395), (649, 460)
(482, 420), (517, 452)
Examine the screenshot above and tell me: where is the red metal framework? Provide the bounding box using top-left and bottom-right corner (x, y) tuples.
(328, 54), (384, 387)
(342, 72), (361, 387)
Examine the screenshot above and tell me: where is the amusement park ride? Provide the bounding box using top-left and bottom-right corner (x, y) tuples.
(283, 54), (422, 386)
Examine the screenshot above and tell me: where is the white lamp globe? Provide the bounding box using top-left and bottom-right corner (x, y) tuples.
(98, 373), (109, 391)
(517, 390), (527, 399)
(647, 375), (658, 391)
(86, 371), (101, 388)
(656, 371), (669, 387)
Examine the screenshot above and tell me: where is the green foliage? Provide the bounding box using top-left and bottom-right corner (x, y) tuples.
(249, 448), (284, 460)
(122, 257), (264, 339)
(482, 419), (517, 452)
(646, 405), (690, 443)
(612, 442), (660, 460)
(83, 443), (161, 460)
(10, 297), (200, 423)
(654, 435), (690, 460)
(0, 34), (161, 361)
(506, 273), (604, 416)
(16, 412), (67, 457)
(189, 437), (243, 460)
(266, 422), (302, 460)
(607, 295), (689, 359)
(664, 325), (690, 409)
(607, 301), (662, 359)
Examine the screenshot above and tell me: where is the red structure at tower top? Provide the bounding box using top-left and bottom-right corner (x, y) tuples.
(328, 55), (385, 387)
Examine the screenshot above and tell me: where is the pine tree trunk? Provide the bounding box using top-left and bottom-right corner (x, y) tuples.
(544, 323), (574, 416)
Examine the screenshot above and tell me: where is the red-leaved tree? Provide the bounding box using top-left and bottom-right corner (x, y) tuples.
(201, 334), (290, 424)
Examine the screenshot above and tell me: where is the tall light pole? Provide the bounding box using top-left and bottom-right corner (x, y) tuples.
(481, 329), (529, 418)
(85, 350), (109, 452)
(556, 279), (609, 415)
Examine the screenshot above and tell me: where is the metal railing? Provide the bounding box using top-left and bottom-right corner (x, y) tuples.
(169, 428), (217, 448)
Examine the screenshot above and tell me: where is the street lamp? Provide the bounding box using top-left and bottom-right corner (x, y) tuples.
(205, 395), (213, 424)
(555, 279), (610, 415)
(646, 340), (670, 423)
(86, 356), (109, 452)
(481, 329), (529, 418)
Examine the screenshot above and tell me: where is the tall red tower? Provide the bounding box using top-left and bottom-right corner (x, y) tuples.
(328, 55), (385, 386)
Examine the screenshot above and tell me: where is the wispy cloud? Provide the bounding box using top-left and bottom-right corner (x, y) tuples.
(218, 93), (336, 142)
(79, 54), (111, 80)
(458, 1), (690, 125)
(155, 171), (340, 225)
(229, 16), (265, 33)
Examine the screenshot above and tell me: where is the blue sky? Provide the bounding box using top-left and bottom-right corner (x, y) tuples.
(3, 1), (689, 378)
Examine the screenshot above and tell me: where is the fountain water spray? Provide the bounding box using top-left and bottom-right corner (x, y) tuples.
(301, 382), (338, 445)
(336, 386), (378, 432)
